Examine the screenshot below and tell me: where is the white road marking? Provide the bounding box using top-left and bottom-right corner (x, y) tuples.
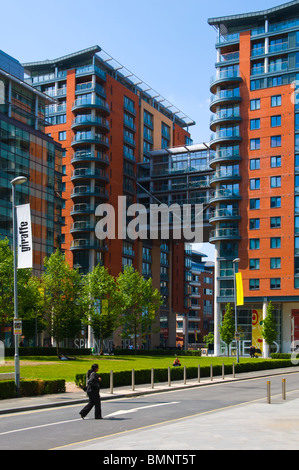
(0, 418), (81, 435)
(106, 401), (180, 417)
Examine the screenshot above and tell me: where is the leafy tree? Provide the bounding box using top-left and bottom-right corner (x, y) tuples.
(261, 301), (276, 357)
(220, 303), (235, 356)
(203, 332), (214, 349)
(82, 265), (125, 351)
(41, 249), (84, 354)
(116, 266), (162, 350)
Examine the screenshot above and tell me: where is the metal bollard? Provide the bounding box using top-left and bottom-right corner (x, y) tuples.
(267, 380), (271, 404)
(210, 364), (213, 381)
(184, 365), (187, 385)
(198, 364), (200, 383)
(110, 370), (113, 394)
(282, 378), (286, 400)
(222, 363), (225, 380)
(168, 366), (171, 386)
(151, 368), (154, 389)
(233, 362), (235, 378)
(132, 369), (135, 391)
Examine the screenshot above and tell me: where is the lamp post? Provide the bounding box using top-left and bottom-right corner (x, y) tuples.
(11, 176), (27, 396)
(233, 257), (240, 363)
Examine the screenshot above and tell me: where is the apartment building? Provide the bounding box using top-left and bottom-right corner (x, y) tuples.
(0, 50), (63, 276)
(23, 46), (194, 348)
(208, 0), (299, 355)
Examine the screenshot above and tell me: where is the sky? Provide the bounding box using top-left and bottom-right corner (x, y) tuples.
(1, 0), (289, 259)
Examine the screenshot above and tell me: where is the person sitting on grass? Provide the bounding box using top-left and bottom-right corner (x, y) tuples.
(173, 357), (181, 367)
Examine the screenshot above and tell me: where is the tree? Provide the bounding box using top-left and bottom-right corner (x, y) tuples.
(261, 301), (276, 358)
(203, 332), (214, 349)
(220, 303), (235, 356)
(116, 266), (162, 350)
(41, 250), (83, 354)
(82, 265), (125, 352)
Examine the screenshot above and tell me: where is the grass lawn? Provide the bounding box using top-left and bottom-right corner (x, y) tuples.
(0, 355), (269, 383)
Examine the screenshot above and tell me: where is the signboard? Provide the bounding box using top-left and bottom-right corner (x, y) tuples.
(16, 204), (32, 269)
(13, 319), (22, 335)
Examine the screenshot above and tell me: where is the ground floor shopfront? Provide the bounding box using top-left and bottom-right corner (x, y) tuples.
(214, 300), (299, 357)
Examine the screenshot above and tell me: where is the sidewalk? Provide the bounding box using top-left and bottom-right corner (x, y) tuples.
(0, 366), (298, 415)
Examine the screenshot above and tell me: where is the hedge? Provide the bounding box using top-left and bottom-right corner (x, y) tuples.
(75, 359), (298, 390)
(114, 349), (201, 356)
(4, 347), (92, 357)
(0, 379), (65, 399)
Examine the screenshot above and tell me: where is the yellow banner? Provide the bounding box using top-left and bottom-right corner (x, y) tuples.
(235, 272), (244, 306)
(252, 309), (263, 353)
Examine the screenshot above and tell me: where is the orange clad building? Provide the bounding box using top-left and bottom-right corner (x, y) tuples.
(23, 46), (195, 349)
(208, 1), (299, 356)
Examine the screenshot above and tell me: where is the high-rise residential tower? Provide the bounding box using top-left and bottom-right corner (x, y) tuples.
(208, 0), (299, 355)
(24, 46), (194, 348)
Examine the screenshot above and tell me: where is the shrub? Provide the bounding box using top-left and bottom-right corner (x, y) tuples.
(0, 379), (65, 399)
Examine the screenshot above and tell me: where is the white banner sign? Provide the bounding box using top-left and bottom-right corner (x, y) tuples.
(16, 203), (32, 269)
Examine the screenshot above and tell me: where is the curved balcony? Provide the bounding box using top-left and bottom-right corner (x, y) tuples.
(210, 128), (241, 149)
(70, 221), (94, 233)
(71, 115), (109, 132)
(70, 238), (108, 251)
(209, 149), (241, 169)
(209, 208), (240, 225)
(210, 110), (241, 132)
(209, 227), (240, 243)
(209, 189), (241, 204)
(71, 150), (109, 166)
(71, 132), (109, 150)
(72, 97), (110, 115)
(210, 89), (241, 113)
(71, 168), (109, 183)
(210, 70), (242, 94)
(71, 203), (94, 216)
(71, 185), (109, 200)
(210, 170), (241, 186)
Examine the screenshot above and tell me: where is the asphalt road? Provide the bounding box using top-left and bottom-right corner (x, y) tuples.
(1, 371), (299, 451)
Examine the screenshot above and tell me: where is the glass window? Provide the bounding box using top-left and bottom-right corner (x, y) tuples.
(270, 237), (281, 248)
(270, 217), (281, 228)
(271, 156), (281, 167)
(250, 119), (260, 130)
(249, 279), (260, 290)
(250, 198), (260, 209)
(250, 238), (260, 249)
(250, 158), (260, 170)
(271, 135), (281, 147)
(270, 278), (281, 289)
(250, 99), (260, 110)
(270, 196), (281, 208)
(250, 178), (260, 190)
(249, 259), (260, 269)
(271, 115), (281, 127)
(271, 95), (281, 107)
(250, 138), (260, 150)
(270, 176), (281, 187)
(270, 258), (281, 269)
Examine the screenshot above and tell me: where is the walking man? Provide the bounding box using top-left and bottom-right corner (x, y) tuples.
(79, 363), (102, 419)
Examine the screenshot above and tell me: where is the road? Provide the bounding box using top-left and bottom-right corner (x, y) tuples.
(1, 371), (299, 450)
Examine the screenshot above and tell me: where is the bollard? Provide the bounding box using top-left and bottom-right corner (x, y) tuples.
(233, 362), (235, 378)
(210, 364), (213, 381)
(267, 380), (271, 404)
(184, 365), (186, 385)
(151, 368), (154, 389)
(168, 366), (171, 387)
(198, 364), (200, 383)
(132, 369), (135, 391)
(222, 363), (225, 380)
(282, 378), (286, 400)
(110, 370), (113, 394)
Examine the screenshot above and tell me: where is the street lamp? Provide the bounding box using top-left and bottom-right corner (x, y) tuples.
(233, 257), (240, 363)
(11, 176), (27, 396)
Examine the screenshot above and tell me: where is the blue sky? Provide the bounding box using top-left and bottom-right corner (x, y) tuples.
(2, 0), (288, 259)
